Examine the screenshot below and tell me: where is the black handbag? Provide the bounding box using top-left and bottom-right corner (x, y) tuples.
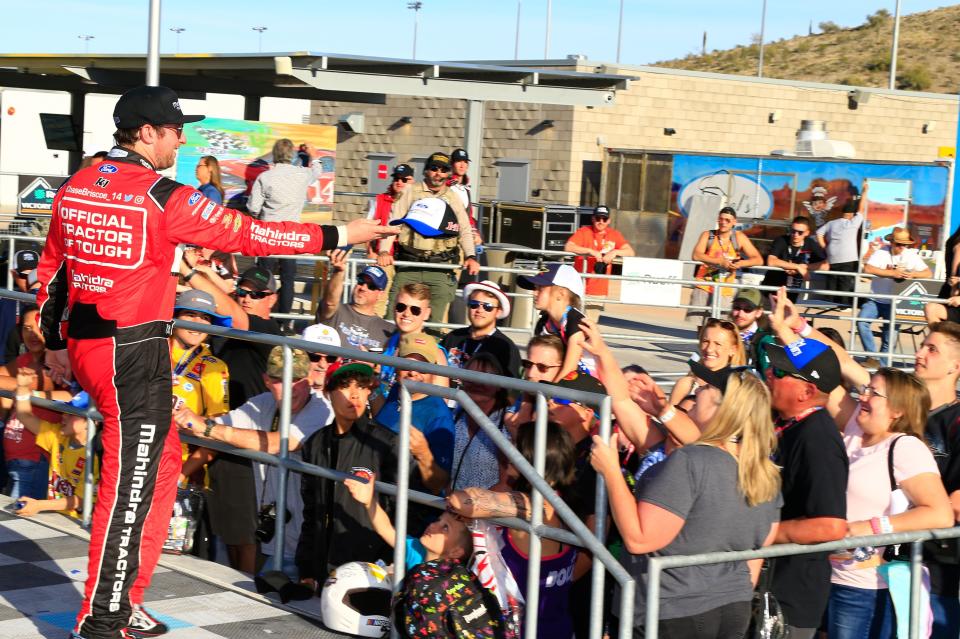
(749, 560), (786, 639)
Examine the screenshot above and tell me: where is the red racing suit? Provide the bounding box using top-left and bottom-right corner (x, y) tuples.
(35, 147), (339, 639)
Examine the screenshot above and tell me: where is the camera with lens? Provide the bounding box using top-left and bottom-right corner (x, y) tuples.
(255, 502), (292, 543)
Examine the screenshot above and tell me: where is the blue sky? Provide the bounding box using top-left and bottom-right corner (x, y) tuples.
(1, 1), (954, 65)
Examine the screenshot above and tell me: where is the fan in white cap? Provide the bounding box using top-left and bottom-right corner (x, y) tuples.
(462, 280), (511, 320)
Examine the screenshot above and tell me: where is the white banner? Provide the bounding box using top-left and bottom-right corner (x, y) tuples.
(619, 257), (684, 306)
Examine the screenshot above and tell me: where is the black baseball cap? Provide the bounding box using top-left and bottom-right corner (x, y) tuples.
(451, 148), (470, 163)
(12, 250), (39, 272)
(238, 265), (278, 293)
(688, 361), (762, 394)
(549, 370), (606, 397)
(391, 164), (414, 180)
(113, 85), (205, 129)
(593, 205), (610, 219)
(425, 152), (452, 170)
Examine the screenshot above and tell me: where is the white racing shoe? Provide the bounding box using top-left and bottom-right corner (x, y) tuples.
(126, 604), (169, 638)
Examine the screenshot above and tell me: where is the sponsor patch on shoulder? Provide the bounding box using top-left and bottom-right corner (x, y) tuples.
(98, 164), (119, 174)
(188, 191), (202, 206)
(200, 202), (216, 220)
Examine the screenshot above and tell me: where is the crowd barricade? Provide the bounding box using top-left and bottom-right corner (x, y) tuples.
(0, 284), (629, 639)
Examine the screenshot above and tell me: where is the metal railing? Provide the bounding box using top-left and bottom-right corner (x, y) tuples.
(645, 526), (960, 639)
(0, 283), (628, 639)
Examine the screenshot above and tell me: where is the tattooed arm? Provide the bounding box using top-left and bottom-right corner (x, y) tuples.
(447, 487), (533, 521)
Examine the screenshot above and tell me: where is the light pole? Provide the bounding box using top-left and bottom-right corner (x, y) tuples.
(170, 27), (185, 54)
(252, 26), (267, 53)
(889, 0), (902, 90)
(514, 0), (521, 60)
(146, 0), (160, 85)
(544, 0), (552, 58)
(408, 2), (423, 59)
(78, 35), (94, 54)
(616, 0), (624, 64)
(757, 0), (767, 78)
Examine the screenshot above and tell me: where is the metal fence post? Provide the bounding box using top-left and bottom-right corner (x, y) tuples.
(645, 557), (662, 639)
(272, 345), (293, 572)
(589, 395), (613, 639)
(525, 392), (548, 639)
(886, 299), (898, 366)
(393, 385), (413, 589)
(5, 236), (14, 291)
(909, 540), (922, 639)
(82, 416), (96, 528)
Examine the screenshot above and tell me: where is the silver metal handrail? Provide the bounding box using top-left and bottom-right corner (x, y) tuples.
(645, 526), (960, 639)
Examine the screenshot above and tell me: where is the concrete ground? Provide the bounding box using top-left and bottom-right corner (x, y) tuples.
(0, 495), (351, 639)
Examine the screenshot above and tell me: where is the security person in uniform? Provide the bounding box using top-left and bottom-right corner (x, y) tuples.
(378, 151), (479, 322)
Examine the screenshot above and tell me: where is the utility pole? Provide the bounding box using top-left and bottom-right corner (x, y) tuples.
(889, 0), (902, 90)
(702, 31), (707, 56)
(757, 0), (767, 78)
(78, 35), (94, 54)
(514, 0), (521, 60)
(252, 26), (267, 53)
(408, 2), (423, 59)
(170, 27), (185, 54)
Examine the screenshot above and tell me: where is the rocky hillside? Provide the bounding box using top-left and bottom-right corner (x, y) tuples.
(653, 5), (960, 93)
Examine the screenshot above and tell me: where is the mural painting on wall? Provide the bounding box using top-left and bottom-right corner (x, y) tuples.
(175, 118), (337, 213)
(665, 154), (949, 259)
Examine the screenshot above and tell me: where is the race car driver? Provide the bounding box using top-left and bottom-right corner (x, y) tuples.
(34, 84), (398, 639)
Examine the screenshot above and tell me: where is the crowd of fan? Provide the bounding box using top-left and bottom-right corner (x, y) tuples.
(5, 150), (960, 639)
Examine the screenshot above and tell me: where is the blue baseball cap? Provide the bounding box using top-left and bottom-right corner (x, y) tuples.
(358, 266), (388, 291)
(68, 391), (91, 410)
(766, 338), (841, 394)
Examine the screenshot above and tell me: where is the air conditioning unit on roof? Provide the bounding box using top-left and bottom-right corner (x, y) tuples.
(771, 120), (856, 159)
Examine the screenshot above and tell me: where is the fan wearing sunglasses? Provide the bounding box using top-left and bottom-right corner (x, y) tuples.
(380, 152), (480, 325)
(441, 280), (520, 380)
(299, 323), (343, 393)
(760, 216), (828, 304)
(375, 283), (449, 410)
(669, 318), (745, 406)
(505, 334), (566, 434)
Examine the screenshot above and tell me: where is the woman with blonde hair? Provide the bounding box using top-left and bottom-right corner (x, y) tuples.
(591, 366), (782, 638)
(195, 155), (224, 204)
(669, 317), (746, 405)
(824, 366), (952, 639)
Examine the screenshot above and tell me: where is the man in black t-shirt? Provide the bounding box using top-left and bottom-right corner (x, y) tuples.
(441, 280), (521, 378)
(764, 338), (848, 639)
(787, 315), (960, 634)
(761, 216), (827, 303)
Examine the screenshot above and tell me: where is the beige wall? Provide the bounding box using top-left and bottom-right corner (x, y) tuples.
(312, 62), (959, 218)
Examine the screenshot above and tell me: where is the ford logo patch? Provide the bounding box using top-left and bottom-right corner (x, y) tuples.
(188, 192), (202, 206)
(98, 164), (119, 174)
